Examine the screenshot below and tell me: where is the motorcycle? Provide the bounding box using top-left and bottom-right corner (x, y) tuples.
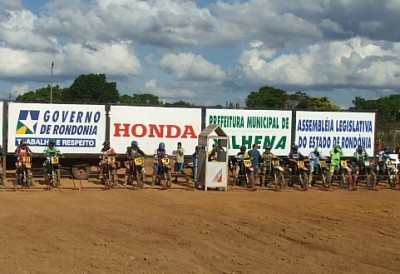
(100, 156), (118, 189)
(232, 155), (254, 188)
(0, 157), (4, 186)
(353, 159), (377, 189)
(152, 155), (172, 188)
(288, 157), (310, 190)
(15, 156), (33, 187)
(261, 157), (286, 190)
(125, 156), (146, 188)
(326, 159), (354, 189)
(310, 159), (329, 189)
(376, 157), (398, 188)
(44, 155), (61, 188)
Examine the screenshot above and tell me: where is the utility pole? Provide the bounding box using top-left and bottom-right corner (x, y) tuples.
(50, 61), (54, 103)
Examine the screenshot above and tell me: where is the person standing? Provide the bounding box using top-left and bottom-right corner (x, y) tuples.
(247, 143), (261, 191)
(173, 142), (189, 183)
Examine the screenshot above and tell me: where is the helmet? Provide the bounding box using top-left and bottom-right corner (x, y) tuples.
(240, 145), (246, 152)
(131, 140), (138, 147)
(49, 140), (56, 146)
(212, 143), (217, 148)
(291, 144), (298, 151)
(385, 146), (392, 153)
(20, 139), (27, 146)
(159, 142), (165, 150)
(357, 145), (363, 152)
(334, 144), (341, 149)
(103, 141), (110, 147)
(264, 145), (271, 150)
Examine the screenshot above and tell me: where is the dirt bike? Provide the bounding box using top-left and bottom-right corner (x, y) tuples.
(376, 157), (399, 188)
(44, 155), (61, 188)
(260, 156), (286, 190)
(309, 159), (329, 188)
(233, 156), (254, 188)
(125, 156), (146, 188)
(288, 157), (310, 190)
(353, 159), (377, 189)
(152, 156), (172, 188)
(326, 159), (354, 189)
(15, 156), (33, 187)
(100, 156), (118, 190)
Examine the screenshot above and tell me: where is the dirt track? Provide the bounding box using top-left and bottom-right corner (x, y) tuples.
(1, 170), (400, 274)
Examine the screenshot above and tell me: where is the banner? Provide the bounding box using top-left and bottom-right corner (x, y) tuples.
(295, 111), (376, 157)
(7, 103), (106, 153)
(110, 106), (202, 154)
(206, 109), (292, 155)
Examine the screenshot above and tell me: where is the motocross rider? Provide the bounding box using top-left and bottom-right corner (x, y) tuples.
(261, 144), (276, 186)
(14, 139), (33, 185)
(288, 144), (305, 186)
(154, 142), (169, 190)
(329, 144), (343, 176)
(14, 139), (33, 169)
(99, 141), (117, 180)
(308, 147), (327, 186)
(352, 145), (369, 176)
(376, 146), (393, 175)
(123, 140), (146, 185)
(43, 140), (63, 173)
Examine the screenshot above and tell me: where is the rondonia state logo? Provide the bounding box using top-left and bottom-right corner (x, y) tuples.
(16, 110), (40, 134)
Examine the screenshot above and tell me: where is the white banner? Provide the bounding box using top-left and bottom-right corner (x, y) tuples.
(206, 109), (293, 155)
(295, 111), (376, 157)
(109, 106), (202, 155)
(7, 102), (106, 153)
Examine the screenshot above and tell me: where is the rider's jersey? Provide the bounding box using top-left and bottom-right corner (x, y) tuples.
(330, 148), (343, 166)
(43, 147), (62, 157)
(126, 147), (145, 158)
(309, 151), (327, 167)
(100, 148), (116, 158)
(353, 150), (368, 162)
(15, 146), (32, 157)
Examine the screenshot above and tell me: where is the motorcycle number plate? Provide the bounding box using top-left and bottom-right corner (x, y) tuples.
(273, 160), (280, 166)
(364, 161), (370, 166)
(162, 158), (170, 165)
(341, 160), (347, 167)
(108, 156), (116, 163)
(134, 158), (143, 165)
(320, 161), (326, 167)
(387, 160), (392, 165)
(298, 161), (305, 167)
(51, 156), (59, 164)
(23, 156), (31, 163)
(244, 159), (252, 167)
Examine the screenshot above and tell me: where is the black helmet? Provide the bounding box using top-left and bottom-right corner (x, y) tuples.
(291, 144), (298, 150)
(159, 142), (165, 150)
(385, 146), (392, 153)
(131, 140), (138, 147)
(357, 145), (363, 152)
(240, 145), (246, 152)
(20, 139), (27, 146)
(103, 141), (110, 146)
(264, 145), (271, 150)
(49, 140), (56, 146)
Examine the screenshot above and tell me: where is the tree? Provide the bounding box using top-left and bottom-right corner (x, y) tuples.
(245, 86), (287, 109)
(62, 74), (119, 103)
(119, 94), (133, 105)
(165, 100), (194, 107)
(16, 85), (63, 103)
(131, 93), (163, 105)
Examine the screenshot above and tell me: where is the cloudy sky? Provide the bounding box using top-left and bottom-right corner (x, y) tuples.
(1, 0), (400, 109)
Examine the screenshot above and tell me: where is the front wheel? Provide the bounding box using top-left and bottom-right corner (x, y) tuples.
(246, 172), (254, 188)
(166, 170), (172, 188)
(299, 172), (309, 190)
(276, 172), (285, 190)
(366, 172), (377, 189)
(323, 173), (331, 189)
(388, 170), (398, 188)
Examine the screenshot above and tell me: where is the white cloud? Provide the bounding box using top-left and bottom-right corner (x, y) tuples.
(236, 37), (400, 88)
(159, 52), (227, 81)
